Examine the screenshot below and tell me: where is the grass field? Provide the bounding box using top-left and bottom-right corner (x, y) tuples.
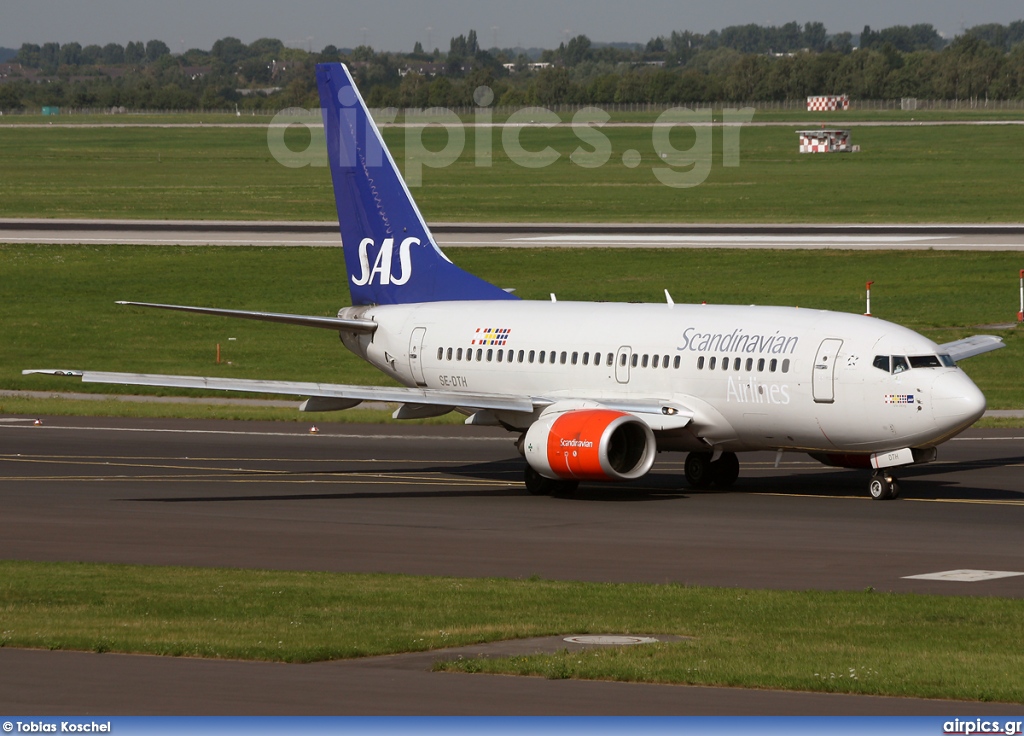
(2, 244), (1020, 410)
(3, 106), (1023, 126)
(2, 123), (1024, 222)
(1, 560), (1022, 702)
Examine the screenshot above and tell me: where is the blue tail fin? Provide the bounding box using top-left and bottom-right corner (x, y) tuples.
(316, 63), (516, 306)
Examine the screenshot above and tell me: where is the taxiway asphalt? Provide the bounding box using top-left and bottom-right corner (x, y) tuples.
(1, 417), (1022, 714)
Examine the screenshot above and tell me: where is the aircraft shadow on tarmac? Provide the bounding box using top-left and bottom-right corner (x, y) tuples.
(124, 454), (1024, 504)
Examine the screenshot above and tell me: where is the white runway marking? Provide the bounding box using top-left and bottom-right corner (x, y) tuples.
(514, 234), (940, 244)
(902, 569), (1024, 582)
(0, 236), (340, 246)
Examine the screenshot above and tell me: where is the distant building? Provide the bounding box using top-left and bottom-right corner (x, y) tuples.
(399, 62), (446, 77)
(181, 65), (212, 81)
(503, 61), (553, 73)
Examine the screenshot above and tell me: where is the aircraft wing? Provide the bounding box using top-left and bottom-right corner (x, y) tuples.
(939, 335), (1005, 361)
(22, 369), (537, 413)
(22, 369), (695, 429)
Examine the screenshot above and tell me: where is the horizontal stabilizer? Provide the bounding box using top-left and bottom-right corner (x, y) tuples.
(939, 335), (1005, 361)
(116, 301), (377, 333)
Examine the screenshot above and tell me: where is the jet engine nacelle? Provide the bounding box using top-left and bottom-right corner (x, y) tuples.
(522, 408), (657, 482)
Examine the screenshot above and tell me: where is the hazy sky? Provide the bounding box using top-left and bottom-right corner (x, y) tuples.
(3, 0), (1022, 52)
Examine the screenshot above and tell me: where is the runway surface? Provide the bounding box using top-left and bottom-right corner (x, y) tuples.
(2, 416), (1023, 714)
(3, 219), (1024, 249)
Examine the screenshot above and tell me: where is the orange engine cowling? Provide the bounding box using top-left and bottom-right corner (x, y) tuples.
(522, 409), (657, 482)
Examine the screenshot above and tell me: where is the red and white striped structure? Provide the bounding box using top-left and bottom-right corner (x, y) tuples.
(806, 94), (849, 111)
(797, 129), (852, 154)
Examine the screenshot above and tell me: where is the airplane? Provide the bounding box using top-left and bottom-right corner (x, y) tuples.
(26, 62), (1005, 501)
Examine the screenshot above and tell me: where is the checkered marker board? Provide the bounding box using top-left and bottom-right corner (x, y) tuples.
(807, 95), (849, 111)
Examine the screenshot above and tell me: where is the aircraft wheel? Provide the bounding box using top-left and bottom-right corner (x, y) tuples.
(869, 473), (896, 501)
(710, 452), (740, 487)
(684, 452), (714, 489)
(524, 465), (577, 496)
(524, 465), (553, 495)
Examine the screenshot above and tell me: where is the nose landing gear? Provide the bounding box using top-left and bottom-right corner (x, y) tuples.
(869, 471), (900, 500)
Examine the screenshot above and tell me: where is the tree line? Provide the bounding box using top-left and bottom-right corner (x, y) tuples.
(1, 20), (1023, 113)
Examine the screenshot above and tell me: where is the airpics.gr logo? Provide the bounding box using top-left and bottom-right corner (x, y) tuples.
(350, 237), (417, 286)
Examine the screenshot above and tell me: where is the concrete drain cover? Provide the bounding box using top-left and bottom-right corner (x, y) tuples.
(563, 635), (659, 645)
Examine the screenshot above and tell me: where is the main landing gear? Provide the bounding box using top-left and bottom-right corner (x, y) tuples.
(869, 471), (900, 500)
(523, 465), (579, 496)
(683, 451), (740, 490)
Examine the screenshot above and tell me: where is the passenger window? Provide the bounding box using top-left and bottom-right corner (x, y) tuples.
(770, 359), (777, 372)
(664, 355), (670, 368)
(709, 357), (716, 370)
(436, 348), (443, 360)
(551, 352), (558, 364)
(782, 359), (790, 373)
(476, 349), (483, 361)
(487, 349), (493, 362)
(620, 353), (627, 366)
(873, 355), (890, 372)
(673, 355), (680, 369)
(538, 350), (546, 363)
(560, 351), (567, 364)
(757, 358), (765, 371)
(446, 348), (453, 361)
(497, 349), (503, 361)
(508, 350), (514, 363)
(528, 350), (535, 363)
(582, 352), (589, 365)
(607, 354), (614, 366)
(892, 356), (909, 374)
(652, 354), (660, 368)
(632, 354), (639, 367)
(457, 348), (463, 360)
(745, 358), (753, 371)
(642, 354), (649, 368)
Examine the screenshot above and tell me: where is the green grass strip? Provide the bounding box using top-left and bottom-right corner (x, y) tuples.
(3, 124), (1024, 222)
(0, 560), (1022, 702)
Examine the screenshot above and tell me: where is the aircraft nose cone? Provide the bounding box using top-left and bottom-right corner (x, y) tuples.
(932, 371), (986, 426)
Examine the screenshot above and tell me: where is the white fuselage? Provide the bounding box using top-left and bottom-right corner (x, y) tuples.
(340, 300), (986, 456)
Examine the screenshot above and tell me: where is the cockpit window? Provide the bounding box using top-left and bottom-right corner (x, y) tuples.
(909, 355), (942, 369)
(891, 356), (910, 374)
(939, 354), (956, 367)
(872, 355), (890, 372)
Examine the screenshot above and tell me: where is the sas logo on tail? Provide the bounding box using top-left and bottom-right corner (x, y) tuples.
(351, 237), (418, 286)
